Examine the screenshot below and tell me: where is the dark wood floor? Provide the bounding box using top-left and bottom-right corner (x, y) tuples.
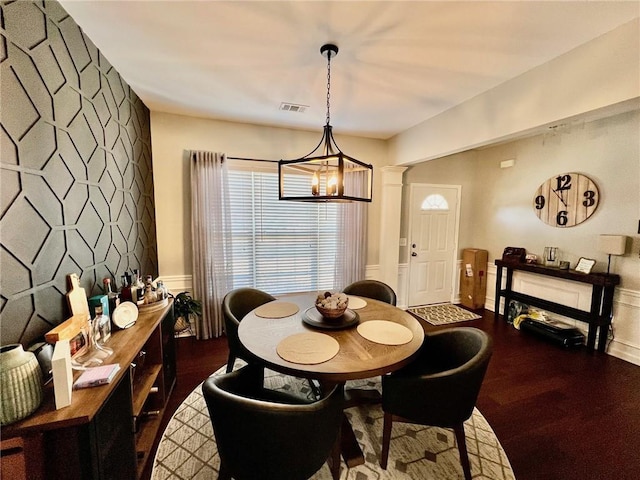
(143, 310), (640, 480)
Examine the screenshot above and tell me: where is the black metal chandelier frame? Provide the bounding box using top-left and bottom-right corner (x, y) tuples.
(278, 44), (373, 203)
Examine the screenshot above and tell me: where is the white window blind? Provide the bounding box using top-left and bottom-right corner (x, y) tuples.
(228, 166), (342, 295)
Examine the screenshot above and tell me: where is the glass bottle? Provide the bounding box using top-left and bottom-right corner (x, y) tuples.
(120, 273), (133, 302)
(92, 305), (113, 349)
(143, 276), (157, 304)
(103, 277), (120, 317)
(155, 281), (167, 300)
(132, 269), (145, 305)
(73, 309), (112, 368)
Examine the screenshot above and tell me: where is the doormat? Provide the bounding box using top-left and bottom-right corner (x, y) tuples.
(408, 303), (481, 326)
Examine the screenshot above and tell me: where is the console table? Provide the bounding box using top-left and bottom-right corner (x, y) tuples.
(1, 300), (176, 479)
(494, 260), (620, 352)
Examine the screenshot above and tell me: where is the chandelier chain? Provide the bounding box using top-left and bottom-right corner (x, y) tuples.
(326, 51), (331, 126)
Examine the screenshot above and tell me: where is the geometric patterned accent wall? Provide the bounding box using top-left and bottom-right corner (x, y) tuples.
(0, 0), (158, 347)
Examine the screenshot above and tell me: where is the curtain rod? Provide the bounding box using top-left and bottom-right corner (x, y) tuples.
(227, 156), (279, 163)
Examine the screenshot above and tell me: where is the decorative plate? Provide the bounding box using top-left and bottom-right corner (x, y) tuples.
(302, 307), (359, 330)
(112, 301), (138, 329)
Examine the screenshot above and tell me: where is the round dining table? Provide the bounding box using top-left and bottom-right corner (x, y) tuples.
(238, 292), (425, 471)
(238, 293), (425, 384)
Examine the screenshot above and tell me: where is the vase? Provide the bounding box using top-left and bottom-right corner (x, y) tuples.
(0, 344), (44, 425)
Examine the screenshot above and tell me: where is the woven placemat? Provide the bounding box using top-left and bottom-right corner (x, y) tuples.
(357, 320), (413, 345)
(346, 296), (367, 309)
(276, 332), (339, 364)
(254, 301), (299, 318)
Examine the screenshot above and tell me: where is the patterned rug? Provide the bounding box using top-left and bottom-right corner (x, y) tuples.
(152, 367), (514, 480)
(408, 303), (481, 326)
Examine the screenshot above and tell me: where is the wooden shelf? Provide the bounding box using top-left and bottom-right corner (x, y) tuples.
(132, 363), (162, 418)
(135, 410), (164, 478)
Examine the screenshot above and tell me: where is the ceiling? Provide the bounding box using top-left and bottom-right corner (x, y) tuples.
(59, 1), (639, 140)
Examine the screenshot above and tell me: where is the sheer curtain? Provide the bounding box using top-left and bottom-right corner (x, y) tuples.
(336, 169), (368, 288)
(190, 151), (232, 339)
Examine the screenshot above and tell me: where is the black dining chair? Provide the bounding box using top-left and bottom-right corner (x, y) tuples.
(379, 327), (493, 480)
(343, 279), (397, 306)
(342, 279), (397, 407)
(222, 287), (322, 398)
(202, 364), (344, 480)
(222, 287), (276, 373)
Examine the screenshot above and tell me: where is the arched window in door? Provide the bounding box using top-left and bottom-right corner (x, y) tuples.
(421, 194), (449, 211)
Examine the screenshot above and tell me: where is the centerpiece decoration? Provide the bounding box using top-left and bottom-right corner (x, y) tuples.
(315, 291), (349, 319)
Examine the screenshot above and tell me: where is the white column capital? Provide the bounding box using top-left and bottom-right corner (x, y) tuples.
(380, 166), (408, 185)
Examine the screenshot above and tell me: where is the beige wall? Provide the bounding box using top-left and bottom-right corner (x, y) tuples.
(150, 112), (388, 279)
(403, 110), (640, 291)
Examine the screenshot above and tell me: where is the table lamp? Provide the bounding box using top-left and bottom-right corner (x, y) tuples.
(597, 234), (627, 274)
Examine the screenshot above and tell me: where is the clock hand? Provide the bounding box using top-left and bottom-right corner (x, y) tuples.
(552, 189), (567, 207)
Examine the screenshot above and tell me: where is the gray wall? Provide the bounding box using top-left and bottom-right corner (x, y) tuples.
(0, 1), (157, 346)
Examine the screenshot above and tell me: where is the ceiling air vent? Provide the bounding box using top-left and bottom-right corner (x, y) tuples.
(280, 102), (308, 113)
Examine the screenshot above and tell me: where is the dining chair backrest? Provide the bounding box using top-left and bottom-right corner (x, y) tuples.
(202, 365), (343, 480)
(379, 327), (493, 479)
(343, 280), (397, 306)
(382, 327), (492, 425)
(222, 287), (275, 371)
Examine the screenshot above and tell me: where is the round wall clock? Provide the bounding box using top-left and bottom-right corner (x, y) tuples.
(533, 172), (599, 227)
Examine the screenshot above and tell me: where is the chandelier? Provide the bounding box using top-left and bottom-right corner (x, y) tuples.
(278, 44), (373, 202)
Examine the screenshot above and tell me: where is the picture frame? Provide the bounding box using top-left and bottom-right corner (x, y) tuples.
(575, 257), (596, 274)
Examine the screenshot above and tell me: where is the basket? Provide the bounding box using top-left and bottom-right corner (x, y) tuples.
(315, 302), (348, 319)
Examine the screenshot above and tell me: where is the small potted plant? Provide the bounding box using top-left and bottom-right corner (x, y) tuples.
(173, 291), (202, 335)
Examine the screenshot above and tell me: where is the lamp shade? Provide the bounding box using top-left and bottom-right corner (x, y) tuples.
(597, 235), (627, 256)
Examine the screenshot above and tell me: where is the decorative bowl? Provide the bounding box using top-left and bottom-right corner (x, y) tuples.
(315, 292), (349, 319)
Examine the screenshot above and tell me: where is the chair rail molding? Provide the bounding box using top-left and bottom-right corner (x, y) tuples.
(160, 275), (192, 294)
(165, 266), (638, 366)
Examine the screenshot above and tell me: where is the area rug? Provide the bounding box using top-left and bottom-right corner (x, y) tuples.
(408, 303), (481, 326)
(151, 367), (514, 480)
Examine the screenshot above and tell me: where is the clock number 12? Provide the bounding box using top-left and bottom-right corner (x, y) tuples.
(556, 174), (572, 191)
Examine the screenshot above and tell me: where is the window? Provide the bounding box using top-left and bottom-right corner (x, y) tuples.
(421, 194), (449, 211)
(228, 163), (341, 295)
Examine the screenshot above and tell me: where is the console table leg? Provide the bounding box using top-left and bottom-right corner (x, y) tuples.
(494, 266), (503, 318)
(586, 326), (597, 351)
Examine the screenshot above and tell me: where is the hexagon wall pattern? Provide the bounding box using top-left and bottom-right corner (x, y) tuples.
(1, 0), (158, 346)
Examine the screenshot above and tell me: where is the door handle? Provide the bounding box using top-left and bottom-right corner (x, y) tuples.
(411, 252), (417, 257)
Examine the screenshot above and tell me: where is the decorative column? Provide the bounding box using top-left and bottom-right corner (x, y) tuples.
(378, 166), (407, 293)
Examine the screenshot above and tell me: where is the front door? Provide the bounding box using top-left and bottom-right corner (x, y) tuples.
(407, 184), (460, 306)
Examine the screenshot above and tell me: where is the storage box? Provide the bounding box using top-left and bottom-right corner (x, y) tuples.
(89, 295), (109, 319)
(460, 248), (488, 309)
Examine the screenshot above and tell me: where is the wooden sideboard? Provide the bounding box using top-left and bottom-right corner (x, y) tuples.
(1, 300), (176, 479)
(494, 260), (620, 352)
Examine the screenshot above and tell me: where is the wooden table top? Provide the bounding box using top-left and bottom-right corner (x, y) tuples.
(238, 293), (425, 383)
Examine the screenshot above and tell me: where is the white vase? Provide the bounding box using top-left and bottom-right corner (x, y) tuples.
(0, 344), (44, 425)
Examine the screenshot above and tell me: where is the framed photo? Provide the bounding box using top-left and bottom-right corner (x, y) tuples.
(575, 257), (596, 274)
